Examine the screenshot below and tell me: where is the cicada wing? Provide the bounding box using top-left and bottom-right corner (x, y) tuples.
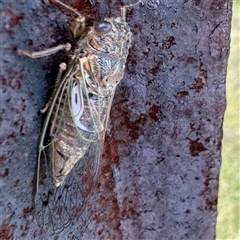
(33, 63), (105, 235)
(34, 140), (103, 234)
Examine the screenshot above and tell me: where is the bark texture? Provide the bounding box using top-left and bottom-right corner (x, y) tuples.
(0, 0), (231, 239)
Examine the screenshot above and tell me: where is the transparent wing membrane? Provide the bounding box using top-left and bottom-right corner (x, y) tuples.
(35, 139), (102, 234)
(34, 59), (106, 234)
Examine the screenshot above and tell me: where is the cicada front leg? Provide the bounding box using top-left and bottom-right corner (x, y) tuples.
(17, 43), (71, 58)
(121, 0), (143, 20)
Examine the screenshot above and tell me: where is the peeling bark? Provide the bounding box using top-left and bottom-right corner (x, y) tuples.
(0, 0), (231, 239)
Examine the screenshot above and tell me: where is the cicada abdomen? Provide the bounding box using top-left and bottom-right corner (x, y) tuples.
(18, 0), (141, 235)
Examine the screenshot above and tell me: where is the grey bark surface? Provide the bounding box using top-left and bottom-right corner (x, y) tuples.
(0, 0), (231, 239)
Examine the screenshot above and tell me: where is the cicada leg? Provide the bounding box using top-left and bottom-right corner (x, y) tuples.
(17, 43), (71, 59)
(121, 0), (143, 20)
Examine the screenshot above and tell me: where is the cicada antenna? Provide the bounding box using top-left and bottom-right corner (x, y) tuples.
(52, 0), (84, 19)
(121, 0), (143, 20)
(52, 0), (86, 38)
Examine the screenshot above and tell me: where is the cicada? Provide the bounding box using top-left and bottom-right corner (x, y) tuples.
(18, 0), (141, 234)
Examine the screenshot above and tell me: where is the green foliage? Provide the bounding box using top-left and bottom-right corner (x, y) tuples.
(216, 1), (240, 239)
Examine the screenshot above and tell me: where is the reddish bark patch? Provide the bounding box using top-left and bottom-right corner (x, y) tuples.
(3, 69), (24, 90)
(205, 198), (218, 210)
(189, 70), (207, 92)
(128, 114), (147, 140)
(149, 61), (163, 76)
(22, 207), (33, 219)
(20, 225), (29, 238)
(10, 13), (24, 28)
(162, 36), (176, 50)
(0, 168), (9, 178)
(2, 10), (24, 35)
(149, 105), (161, 121)
(186, 57), (198, 64)
(7, 132), (16, 139)
(92, 193), (121, 236)
(91, 135), (122, 236)
(92, 109), (147, 236)
(189, 77), (206, 92)
(72, 0), (91, 15)
(27, 39), (33, 48)
(177, 91), (189, 97)
(121, 197), (138, 219)
(0, 220), (16, 240)
(102, 134), (120, 168)
(177, 55), (198, 67)
(110, 111), (147, 142)
(189, 139), (207, 156)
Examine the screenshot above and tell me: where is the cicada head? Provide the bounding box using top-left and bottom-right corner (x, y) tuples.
(87, 17), (132, 57)
(83, 17), (132, 93)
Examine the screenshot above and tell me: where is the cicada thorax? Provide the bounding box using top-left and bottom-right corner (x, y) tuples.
(81, 16), (132, 90)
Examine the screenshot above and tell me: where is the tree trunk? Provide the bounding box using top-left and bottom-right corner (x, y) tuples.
(0, 0), (231, 239)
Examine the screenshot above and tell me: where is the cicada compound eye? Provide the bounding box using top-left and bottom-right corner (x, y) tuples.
(94, 20), (112, 33)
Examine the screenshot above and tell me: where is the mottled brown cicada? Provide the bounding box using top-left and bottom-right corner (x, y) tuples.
(18, 0), (141, 234)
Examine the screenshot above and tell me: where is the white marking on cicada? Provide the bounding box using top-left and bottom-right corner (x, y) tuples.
(71, 82), (85, 129)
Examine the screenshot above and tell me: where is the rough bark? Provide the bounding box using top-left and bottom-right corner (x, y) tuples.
(0, 0), (231, 239)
